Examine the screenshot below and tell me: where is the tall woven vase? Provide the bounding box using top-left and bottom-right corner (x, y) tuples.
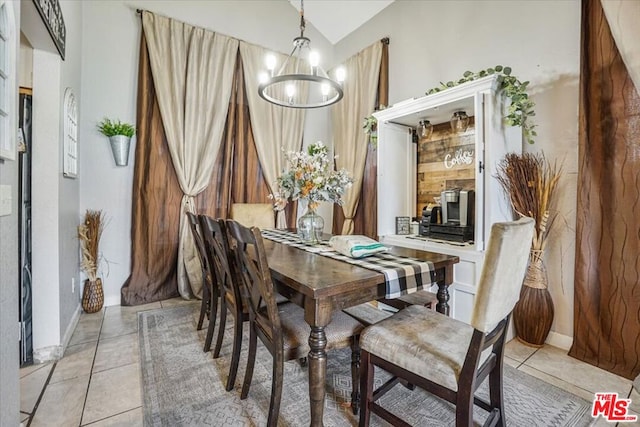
(82, 278), (104, 314)
(513, 250), (554, 347)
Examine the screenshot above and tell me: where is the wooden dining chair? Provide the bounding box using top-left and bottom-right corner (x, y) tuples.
(359, 217), (535, 427)
(199, 215), (250, 391)
(230, 203), (275, 230)
(186, 212), (218, 353)
(226, 219), (365, 426)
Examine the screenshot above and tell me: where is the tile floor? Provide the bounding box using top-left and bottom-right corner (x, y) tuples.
(20, 298), (638, 426)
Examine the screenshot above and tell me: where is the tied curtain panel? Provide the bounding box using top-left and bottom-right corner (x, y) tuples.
(333, 39), (388, 238)
(141, 12), (238, 299)
(331, 41), (383, 235)
(121, 19), (270, 305)
(569, 0), (640, 380)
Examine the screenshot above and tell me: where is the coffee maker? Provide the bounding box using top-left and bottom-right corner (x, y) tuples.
(427, 189), (475, 242)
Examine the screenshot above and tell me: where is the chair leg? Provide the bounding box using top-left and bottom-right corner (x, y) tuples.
(359, 350), (373, 427)
(351, 337), (361, 415)
(203, 287), (218, 352)
(212, 300), (227, 359)
(225, 312), (243, 391)
(197, 280), (210, 330)
(455, 385), (474, 427)
(266, 352), (284, 427)
(488, 357), (506, 427)
(240, 325), (258, 400)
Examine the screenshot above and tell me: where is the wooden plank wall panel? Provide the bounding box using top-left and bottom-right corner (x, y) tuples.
(568, 0), (640, 380)
(416, 120), (476, 217)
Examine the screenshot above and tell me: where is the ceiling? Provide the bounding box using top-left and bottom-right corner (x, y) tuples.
(288, 0), (395, 44)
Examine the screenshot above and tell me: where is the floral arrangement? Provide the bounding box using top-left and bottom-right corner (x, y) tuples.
(270, 142), (353, 211)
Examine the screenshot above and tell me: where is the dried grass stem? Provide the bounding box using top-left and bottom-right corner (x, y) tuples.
(496, 152), (562, 252)
(78, 210), (105, 282)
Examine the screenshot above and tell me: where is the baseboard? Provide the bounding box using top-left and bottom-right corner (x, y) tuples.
(61, 304), (82, 350)
(104, 295), (120, 307)
(546, 331), (573, 350)
(33, 345), (63, 364)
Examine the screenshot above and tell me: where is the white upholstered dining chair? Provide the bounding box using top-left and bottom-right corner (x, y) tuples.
(358, 217), (534, 427)
(230, 203), (275, 230)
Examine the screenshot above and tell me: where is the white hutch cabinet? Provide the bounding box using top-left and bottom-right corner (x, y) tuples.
(373, 75), (521, 323)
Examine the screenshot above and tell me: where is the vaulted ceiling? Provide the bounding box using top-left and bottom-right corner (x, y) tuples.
(288, 0), (395, 44)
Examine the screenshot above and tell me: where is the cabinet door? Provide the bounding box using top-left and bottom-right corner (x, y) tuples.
(377, 123), (415, 237)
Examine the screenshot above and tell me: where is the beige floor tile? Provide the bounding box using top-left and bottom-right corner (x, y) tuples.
(93, 333), (139, 373)
(105, 302), (161, 317)
(524, 345), (632, 396)
(504, 338), (538, 362)
(504, 355), (520, 369)
(20, 362), (51, 379)
(20, 363), (53, 413)
(81, 407), (143, 426)
(69, 315), (104, 346)
(518, 365), (596, 402)
(82, 363), (141, 425)
(100, 314), (138, 340)
(29, 374), (90, 427)
(50, 342), (97, 384)
(160, 296), (198, 308)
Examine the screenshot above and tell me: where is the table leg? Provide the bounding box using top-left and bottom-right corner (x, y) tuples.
(436, 281), (450, 316)
(308, 325), (327, 427)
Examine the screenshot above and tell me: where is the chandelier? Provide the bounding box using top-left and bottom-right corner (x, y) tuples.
(258, 0), (345, 108)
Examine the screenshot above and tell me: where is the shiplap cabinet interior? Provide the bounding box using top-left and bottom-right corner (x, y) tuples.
(374, 75), (521, 323)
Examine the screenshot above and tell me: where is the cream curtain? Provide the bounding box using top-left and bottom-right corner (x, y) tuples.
(331, 42), (382, 235)
(601, 0), (640, 93)
(142, 11), (238, 298)
(239, 42), (307, 228)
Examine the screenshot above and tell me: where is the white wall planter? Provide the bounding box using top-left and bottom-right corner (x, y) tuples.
(109, 135), (131, 166)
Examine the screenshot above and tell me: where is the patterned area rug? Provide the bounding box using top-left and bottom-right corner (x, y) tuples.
(139, 305), (593, 426)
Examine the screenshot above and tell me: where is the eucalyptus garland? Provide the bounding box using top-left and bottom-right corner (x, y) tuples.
(426, 66), (536, 144)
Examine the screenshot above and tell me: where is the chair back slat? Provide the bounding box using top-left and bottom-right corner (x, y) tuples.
(226, 220), (282, 340)
(187, 212), (212, 286)
(200, 216), (244, 313)
(471, 217), (535, 333)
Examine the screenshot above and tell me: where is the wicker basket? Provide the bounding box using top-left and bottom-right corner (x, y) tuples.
(82, 278), (104, 313)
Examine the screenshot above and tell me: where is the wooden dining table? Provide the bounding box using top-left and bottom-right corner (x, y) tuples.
(262, 236), (459, 426)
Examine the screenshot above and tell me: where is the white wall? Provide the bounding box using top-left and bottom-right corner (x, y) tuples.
(21, 0), (83, 361)
(80, 1), (334, 305)
(0, 2), (21, 424)
(334, 0), (581, 340)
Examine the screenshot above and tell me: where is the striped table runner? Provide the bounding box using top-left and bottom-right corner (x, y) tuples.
(261, 229), (435, 299)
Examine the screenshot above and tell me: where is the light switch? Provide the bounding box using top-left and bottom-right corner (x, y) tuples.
(0, 185), (12, 216)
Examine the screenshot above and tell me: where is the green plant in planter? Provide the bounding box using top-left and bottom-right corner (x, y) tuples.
(426, 66), (537, 144)
(363, 105), (387, 146)
(97, 118), (135, 138)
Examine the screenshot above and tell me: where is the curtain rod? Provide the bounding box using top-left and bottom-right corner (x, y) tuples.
(381, 37), (390, 45)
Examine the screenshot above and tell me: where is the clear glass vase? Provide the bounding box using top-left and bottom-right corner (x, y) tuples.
(298, 207), (324, 244)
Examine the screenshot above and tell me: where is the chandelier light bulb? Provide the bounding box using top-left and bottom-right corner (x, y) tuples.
(335, 67), (346, 83)
(321, 83), (330, 101)
(309, 50), (320, 68)
(286, 84), (296, 104)
(266, 54), (277, 72)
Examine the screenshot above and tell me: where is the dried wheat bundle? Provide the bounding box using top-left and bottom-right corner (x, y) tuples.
(496, 152), (562, 252)
(78, 210), (105, 282)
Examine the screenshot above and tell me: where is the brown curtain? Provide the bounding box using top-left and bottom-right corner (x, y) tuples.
(568, 0), (640, 380)
(333, 38), (389, 238)
(121, 37), (271, 305)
